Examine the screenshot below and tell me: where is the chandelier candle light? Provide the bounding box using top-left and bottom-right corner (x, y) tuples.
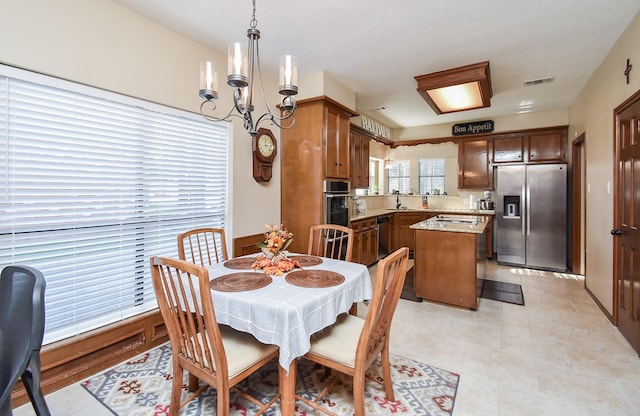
(198, 0), (298, 137)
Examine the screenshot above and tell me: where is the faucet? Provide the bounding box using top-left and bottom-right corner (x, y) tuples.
(395, 190), (401, 209)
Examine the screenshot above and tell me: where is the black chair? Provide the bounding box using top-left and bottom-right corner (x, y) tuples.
(0, 265), (51, 416)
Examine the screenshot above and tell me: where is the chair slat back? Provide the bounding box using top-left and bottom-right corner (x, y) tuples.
(178, 228), (229, 266)
(357, 247), (409, 368)
(150, 256), (227, 378)
(307, 224), (354, 262)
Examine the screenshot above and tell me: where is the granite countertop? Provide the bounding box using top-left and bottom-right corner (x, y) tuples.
(350, 208), (495, 222)
(409, 214), (489, 234)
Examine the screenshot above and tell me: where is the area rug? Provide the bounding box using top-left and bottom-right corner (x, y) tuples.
(81, 342), (459, 415)
(479, 279), (525, 305)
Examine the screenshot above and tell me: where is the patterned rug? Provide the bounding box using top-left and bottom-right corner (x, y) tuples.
(81, 342), (459, 415)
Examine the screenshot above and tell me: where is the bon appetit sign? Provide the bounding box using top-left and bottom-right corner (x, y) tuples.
(452, 120), (494, 136)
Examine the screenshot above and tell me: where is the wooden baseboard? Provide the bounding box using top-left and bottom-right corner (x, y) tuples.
(584, 284), (614, 324)
(12, 310), (168, 408)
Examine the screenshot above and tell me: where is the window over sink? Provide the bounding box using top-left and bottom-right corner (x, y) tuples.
(386, 160), (410, 194)
(419, 158), (445, 195)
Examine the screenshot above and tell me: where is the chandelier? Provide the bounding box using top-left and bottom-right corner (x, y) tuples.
(198, 0), (298, 137)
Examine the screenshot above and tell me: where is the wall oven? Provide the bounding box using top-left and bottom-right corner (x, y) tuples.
(323, 180), (351, 227)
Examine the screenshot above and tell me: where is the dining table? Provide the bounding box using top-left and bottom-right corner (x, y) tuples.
(204, 253), (372, 416)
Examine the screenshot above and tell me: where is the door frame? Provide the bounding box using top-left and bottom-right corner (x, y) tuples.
(571, 133), (586, 275)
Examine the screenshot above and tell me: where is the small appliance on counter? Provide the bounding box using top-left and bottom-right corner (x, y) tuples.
(477, 189), (495, 210)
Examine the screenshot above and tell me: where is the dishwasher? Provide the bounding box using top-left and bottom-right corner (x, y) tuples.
(377, 215), (391, 260)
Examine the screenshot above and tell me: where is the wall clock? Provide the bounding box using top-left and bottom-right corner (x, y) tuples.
(253, 127), (277, 182)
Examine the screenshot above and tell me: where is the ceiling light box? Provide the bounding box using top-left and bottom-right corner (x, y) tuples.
(415, 61), (492, 114)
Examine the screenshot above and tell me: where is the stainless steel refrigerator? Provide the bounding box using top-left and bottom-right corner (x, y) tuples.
(496, 164), (567, 271)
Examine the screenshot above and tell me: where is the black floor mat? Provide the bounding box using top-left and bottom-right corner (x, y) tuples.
(479, 279), (524, 305)
(400, 267), (423, 302)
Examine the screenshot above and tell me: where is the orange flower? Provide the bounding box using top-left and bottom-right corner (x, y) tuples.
(252, 224), (298, 275)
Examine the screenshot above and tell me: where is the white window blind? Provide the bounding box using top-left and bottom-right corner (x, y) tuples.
(0, 65), (230, 344)
(386, 160), (410, 194)
(419, 158), (445, 194)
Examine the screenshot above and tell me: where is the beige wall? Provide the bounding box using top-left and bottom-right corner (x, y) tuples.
(0, 0), (284, 242)
(569, 11), (640, 313)
(394, 109), (569, 141)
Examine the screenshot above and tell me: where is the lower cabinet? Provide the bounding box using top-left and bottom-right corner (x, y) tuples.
(414, 228), (486, 310)
(481, 215), (494, 258)
(391, 212), (435, 255)
(351, 218), (378, 266)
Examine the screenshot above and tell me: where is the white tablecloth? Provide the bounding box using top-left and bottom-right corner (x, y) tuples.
(205, 255), (372, 369)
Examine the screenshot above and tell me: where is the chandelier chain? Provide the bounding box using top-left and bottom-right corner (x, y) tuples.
(250, 0), (257, 29)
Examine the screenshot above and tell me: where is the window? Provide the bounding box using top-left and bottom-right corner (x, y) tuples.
(0, 65), (230, 344)
(419, 158), (445, 194)
(386, 160), (410, 194)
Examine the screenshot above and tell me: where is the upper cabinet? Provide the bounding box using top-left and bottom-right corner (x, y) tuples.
(492, 128), (567, 165)
(527, 130), (566, 163)
(458, 138), (492, 189)
(350, 125), (371, 189)
(492, 135), (525, 164)
(457, 126), (567, 189)
(324, 104), (353, 179)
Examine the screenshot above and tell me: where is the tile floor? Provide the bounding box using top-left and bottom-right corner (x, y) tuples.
(12, 260), (640, 416)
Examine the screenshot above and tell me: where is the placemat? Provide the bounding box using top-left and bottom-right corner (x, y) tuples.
(223, 257), (257, 270)
(210, 272), (272, 292)
(285, 270), (345, 288)
(288, 255), (323, 267)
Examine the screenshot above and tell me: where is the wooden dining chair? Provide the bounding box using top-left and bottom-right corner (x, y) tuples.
(296, 247), (409, 416)
(177, 227), (229, 266)
(307, 224), (354, 262)
(150, 256), (282, 416)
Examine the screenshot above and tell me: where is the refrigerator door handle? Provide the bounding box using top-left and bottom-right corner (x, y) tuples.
(526, 180), (531, 236)
(521, 184), (526, 235)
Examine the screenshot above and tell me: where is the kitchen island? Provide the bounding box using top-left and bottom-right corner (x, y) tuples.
(410, 214), (489, 310)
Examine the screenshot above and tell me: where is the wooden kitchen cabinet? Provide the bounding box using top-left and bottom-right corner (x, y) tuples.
(324, 104), (352, 179)
(391, 212), (432, 255)
(491, 128), (566, 165)
(414, 226), (486, 310)
(480, 215), (494, 258)
(350, 125), (370, 189)
(351, 218), (377, 266)
(281, 96), (358, 253)
(492, 135), (525, 164)
(528, 130), (566, 163)
(458, 138), (492, 189)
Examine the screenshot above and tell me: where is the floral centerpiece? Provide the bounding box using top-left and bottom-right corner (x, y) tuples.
(251, 224), (301, 276)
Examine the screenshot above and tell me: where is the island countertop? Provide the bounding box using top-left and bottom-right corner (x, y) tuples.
(410, 214), (489, 234)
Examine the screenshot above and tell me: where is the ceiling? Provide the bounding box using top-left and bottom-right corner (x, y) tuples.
(112, 0), (640, 130)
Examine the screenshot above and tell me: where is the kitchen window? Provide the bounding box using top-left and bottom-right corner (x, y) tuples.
(418, 158), (445, 194)
(0, 65), (230, 344)
(386, 160), (410, 194)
